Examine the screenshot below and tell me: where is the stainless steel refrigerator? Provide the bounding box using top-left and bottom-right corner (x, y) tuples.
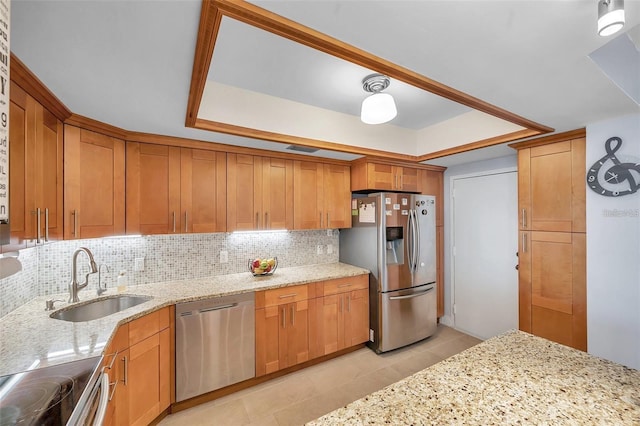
(340, 192), (437, 353)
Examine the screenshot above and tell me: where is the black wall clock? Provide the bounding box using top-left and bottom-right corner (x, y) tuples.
(587, 136), (640, 197)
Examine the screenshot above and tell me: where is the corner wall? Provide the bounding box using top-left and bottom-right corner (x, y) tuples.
(586, 113), (640, 369)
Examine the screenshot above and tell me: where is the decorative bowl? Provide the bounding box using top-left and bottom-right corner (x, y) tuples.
(248, 257), (278, 276)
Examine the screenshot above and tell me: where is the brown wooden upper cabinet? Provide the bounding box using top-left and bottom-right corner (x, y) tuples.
(5, 82), (63, 251)
(517, 137), (586, 233)
(64, 126), (125, 239)
(227, 154), (293, 232)
(126, 142), (226, 235)
(351, 161), (419, 192)
(293, 161), (351, 230)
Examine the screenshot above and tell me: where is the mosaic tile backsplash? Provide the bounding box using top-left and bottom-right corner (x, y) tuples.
(0, 230), (339, 318)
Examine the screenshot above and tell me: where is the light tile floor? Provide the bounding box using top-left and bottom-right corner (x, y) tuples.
(159, 325), (482, 426)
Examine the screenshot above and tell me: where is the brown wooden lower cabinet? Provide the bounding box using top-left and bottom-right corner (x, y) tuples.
(518, 231), (586, 351)
(256, 275), (370, 377)
(103, 308), (171, 426)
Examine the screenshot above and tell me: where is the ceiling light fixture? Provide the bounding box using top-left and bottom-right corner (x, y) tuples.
(598, 0), (625, 37)
(360, 74), (397, 125)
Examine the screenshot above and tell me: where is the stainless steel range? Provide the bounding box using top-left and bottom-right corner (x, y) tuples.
(0, 356), (104, 425)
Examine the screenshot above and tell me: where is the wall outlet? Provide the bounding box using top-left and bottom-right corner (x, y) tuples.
(134, 257), (145, 272)
(316, 244), (323, 255)
(327, 244), (333, 254)
(326, 229), (333, 237)
(219, 250), (228, 263)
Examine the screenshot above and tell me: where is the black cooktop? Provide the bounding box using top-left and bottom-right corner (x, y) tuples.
(0, 356), (101, 425)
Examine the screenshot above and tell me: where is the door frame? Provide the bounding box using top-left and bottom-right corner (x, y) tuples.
(448, 167), (517, 333)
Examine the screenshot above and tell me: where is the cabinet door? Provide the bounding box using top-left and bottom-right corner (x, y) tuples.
(397, 167), (419, 192)
(126, 142), (181, 235)
(262, 157), (293, 230)
(255, 305), (281, 376)
(6, 83), (63, 249)
(519, 231), (586, 351)
(343, 288), (369, 347)
(181, 148), (226, 233)
(282, 300), (310, 368)
(323, 164), (351, 229)
(519, 140), (585, 233)
(37, 106), (63, 243)
(293, 161), (323, 229)
(227, 153), (262, 231)
(126, 329), (171, 426)
(365, 162), (395, 190)
(64, 126), (125, 239)
(315, 294), (340, 356)
(7, 83), (31, 250)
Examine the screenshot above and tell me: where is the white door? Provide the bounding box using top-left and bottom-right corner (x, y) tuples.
(452, 171), (518, 340)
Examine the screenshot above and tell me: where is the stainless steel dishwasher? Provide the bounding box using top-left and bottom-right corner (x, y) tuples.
(175, 292), (255, 402)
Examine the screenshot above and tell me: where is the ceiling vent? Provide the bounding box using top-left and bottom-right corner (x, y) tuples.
(286, 145), (319, 153)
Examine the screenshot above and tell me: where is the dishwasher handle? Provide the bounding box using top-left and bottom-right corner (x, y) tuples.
(179, 303), (239, 316)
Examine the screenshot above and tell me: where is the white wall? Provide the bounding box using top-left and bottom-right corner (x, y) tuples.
(441, 155), (518, 326)
(586, 113), (640, 369)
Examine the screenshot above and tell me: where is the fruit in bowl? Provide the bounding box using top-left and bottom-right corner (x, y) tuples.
(248, 257), (278, 276)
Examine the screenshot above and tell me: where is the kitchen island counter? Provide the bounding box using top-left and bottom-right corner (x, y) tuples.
(0, 262), (368, 376)
(308, 330), (640, 425)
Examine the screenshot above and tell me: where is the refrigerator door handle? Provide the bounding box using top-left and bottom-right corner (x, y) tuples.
(407, 209), (415, 272)
(413, 209), (421, 271)
(389, 287), (434, 300)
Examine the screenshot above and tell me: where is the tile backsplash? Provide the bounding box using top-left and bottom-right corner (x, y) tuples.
(0, 230), (339, 318)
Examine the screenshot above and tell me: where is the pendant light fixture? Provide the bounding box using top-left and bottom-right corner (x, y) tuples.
(360, 74), (397, 125)
(598, 0), (625, 37)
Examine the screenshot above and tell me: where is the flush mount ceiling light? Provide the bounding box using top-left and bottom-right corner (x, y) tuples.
(598, 0), (625, 37)
(360, 74), (397, 125)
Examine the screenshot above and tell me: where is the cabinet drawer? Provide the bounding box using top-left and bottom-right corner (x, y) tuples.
(322, 275), (368, 296)
(259, 284), (309, 308)
(128, 307), (170, 346)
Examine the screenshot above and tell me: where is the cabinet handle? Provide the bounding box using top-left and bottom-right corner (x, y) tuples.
(72, 209), (78, 238)
(184, 211), (188, 233)
(265, 212), (268, 230)
(319, 212), (323, 228)
(35, 208), (42, 244)
(340, 295), (343, 313)
(282, 307), (286, 329)
(172, 212), (176, 233)
(44, 208), (49, 242)
(291, 305), (295, 326)
(399, 174), (403, 189)
(522, 233), (528, 253)
(327, 212), (330, 229)
(521, 209), (527, 228)
(347, 294), (350, 312)
(256, 212), (260, 229)
(338, 283), (351, 288)
(121, 356), (128, 385)
(278, 293), (297, 299)
(108, 378), (118, 401)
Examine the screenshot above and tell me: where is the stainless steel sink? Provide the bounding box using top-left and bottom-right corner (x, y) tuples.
(50, 295), (152, 322)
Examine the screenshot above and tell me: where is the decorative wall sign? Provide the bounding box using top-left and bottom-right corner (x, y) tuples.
(587, 136), (640, 197)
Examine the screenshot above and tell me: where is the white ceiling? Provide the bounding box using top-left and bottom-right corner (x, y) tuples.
(10, 0), (640, 167)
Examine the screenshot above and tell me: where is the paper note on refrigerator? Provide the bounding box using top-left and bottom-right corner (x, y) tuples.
(359, 203), (375, 223)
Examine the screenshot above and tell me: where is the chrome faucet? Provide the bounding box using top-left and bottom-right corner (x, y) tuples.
(69, 247), (98, 303)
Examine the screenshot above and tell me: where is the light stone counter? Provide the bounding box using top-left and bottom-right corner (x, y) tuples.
(0, 262), (368, 377)
(308, 330), (640, 425)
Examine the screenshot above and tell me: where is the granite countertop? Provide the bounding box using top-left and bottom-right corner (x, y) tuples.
(308, 330), (640, 425)
(0, 262), (368, 377)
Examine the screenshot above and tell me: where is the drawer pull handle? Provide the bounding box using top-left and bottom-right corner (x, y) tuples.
(278, 293), (297, 299)
(338, 283), (352, 288)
